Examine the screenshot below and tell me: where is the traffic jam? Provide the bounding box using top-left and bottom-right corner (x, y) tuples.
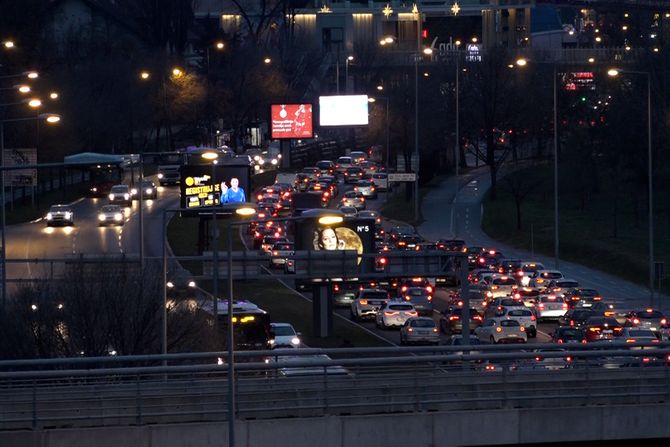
(246, 149), (670, 368)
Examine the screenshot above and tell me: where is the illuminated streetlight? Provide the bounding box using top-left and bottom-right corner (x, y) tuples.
(318, 215), (344, 225)
(3, 41), (14, 49)
(263, 57), (271, 64)
(28, 98), (42, 108)
(376, 85), (384, 91)
(516, 58), (528, 67)
(384, 36), (394, 44)
(26, 71), (38, 79)
(172, 67), (183, 78)
(423, 47), (433, 55)
(587, 57), (595, 63)
(201, 151), (219, 160)
(216, 41), (225, 50)
(140, 71), (150, 80)
(43, 114), (61, 123)
(18, 85), (30, 93)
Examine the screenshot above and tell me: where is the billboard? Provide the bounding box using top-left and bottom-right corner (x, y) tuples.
(180, 164), (250, 211)
(3, 148), (37, 186)
(270, 104), (314, 139)
(319, 95), (369, 126)
(295, 217), (375, 272)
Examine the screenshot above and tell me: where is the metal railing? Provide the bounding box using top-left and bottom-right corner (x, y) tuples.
(1, 342), (670, 430)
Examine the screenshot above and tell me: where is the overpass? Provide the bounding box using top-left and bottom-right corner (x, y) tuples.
(1, 343), (670, 446)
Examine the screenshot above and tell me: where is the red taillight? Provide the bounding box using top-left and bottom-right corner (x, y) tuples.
(427, 296), (432, 301)
(581, 339), (587, 344)
(538, 303), (545, 309)
(333, 284), (340, 292)
(272, 251), (278, 256)
(478, 257), (485, 263)
(401, 286), (408, 292)
(530, 315), (536, 321)
(379, 258), (387, 265)
(449, 316), (460, 321)
(557, 339), (564, 344)
(633, 318), (640, 325)
(662, 318), (667, 326)
(513, 293), (521, 299)
(384, 311), (399, 316)
(562, 302), (568, 310)
(473, 315), (482, 320)
(570, 320), (575, 327)
(404, 296), (411, 301)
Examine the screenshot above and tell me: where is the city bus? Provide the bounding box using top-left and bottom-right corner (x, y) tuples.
(203, 299), (272, 350)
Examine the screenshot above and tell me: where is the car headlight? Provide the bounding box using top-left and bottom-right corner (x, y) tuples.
(271, 159), (278, 165)
(157, 173), (164, 179)
(114, 213), (123, 221)
(91, 187), (98, 192)
(131, 188), (137, 195)
(98, 214), (105, 221)
(259, 158), (265, 165)
(64, 212), (72, 219)
(291, 337), (300, 346)
(254, 165), (261, 171)
(254, 155), (260, 161)
(109, 194), (115, 200)
(46, 212), (53, 220)
(123, 193), (130, 200)
(145, 188), (153, 194)
(268, 339), (276, 345)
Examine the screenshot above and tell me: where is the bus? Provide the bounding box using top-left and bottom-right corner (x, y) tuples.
(88, 164), (124, 196)
(204, 299), (272, 350)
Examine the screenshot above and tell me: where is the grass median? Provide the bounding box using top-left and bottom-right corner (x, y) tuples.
(6, 185), (85, 225)
(482, 164), (670, 294)
(167, 215), (390, 348)
(380, 174), (450, 226)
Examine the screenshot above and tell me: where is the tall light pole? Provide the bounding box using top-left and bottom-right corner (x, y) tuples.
(608, 68), (653, 306)
(413, 10), (422, 223)
(345, 56), (354, 93)
(0, 113), (61, 306)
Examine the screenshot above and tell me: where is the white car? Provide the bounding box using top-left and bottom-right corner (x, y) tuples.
(375, 301), (418, 329)
(351, 289), (389, 321)
(501, 307), (537, 338)
(535, 295), (568, 322)
(485, 275), (518, 298)
(354, 180), (377, 199)
(475, 318), (527, 344)
(46, 204), (74, 226)
(335, 156), (353, 174)
(529, 269), (564, 289)
(371, 173), (389, 191)
(98, 205), (124, 226)
(108, 184), (131, 206)
(518, 262), (546, 286)
(341, 191), (366, 210)
(268, 322), (301, 348)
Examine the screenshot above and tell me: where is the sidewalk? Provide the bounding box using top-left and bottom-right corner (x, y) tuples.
(418, 165), (668, 313)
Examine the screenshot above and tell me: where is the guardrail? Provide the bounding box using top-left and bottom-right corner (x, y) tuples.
(1, 342), (670, 430)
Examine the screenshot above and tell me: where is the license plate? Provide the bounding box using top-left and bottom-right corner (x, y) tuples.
(602, 330), (613, 335)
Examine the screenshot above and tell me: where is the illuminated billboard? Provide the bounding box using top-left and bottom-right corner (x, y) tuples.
(179, 164), (250, 212)
(270, 104), (314, 139)
(295, 217), (375, 272)
(319, 95), (369, 126)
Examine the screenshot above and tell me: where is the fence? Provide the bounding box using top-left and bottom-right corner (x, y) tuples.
(1, 342), (670, 430)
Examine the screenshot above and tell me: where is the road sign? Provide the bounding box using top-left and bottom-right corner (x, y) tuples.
(3, 148), (37, 186)
(388, 173), (417, 182)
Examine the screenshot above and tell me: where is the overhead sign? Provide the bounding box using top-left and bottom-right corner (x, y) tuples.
(4, 148), (37, 186)
(388, 173), (417, 182)
(270, 104), (314, 139)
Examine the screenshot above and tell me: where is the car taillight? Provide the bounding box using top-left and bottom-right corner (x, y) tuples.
(633, 318), (640, 325)
(557, 339), (564, 344)
(404, 296), (411, 301)
(272, 251), (278, 256)
(427, 296), (432, 301)
(589, 327), (600, 332)
(570, 320), (575, 327)
(426, 286), (433, 293)
(401, 286), (407, 292)
(581, 339), (588, 344)
(407, 327), (413, 332)
(562, 303), (568, 310)
(432, 328), (438, 333)
(473, 315), (482, 320)
(513, 293), (521, 299)
(530, 315), (536, 321)
(384, 311), (399, 316)
(495, 327), (502, 333)
(520, 326), (525, 332)
(449, 316), (460, 321)
(538, 303), (545, 309)
(408, 311), (418, 316)
(662, 318), (668, 326)
(334, 284), (340, 292)
(359, 300), (368, 305)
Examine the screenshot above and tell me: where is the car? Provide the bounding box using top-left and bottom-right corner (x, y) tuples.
(388, 226), (416, 242)
(496, 258), (524, 275)
(357, 210), (381, 225)
(300, 166), (320, 180)
(349, 150), (367, 164)
(335, 156), (353, 174)
(98, 204), (125, 226)
(395, 234), (423, 250)
(344, 166), (364, 184)
(315, 160), (335, 175)
(260, 235), (287, 254)
(544, 279), (580, 297)
(317, 175), (338, 196)
(485, 275), (518, 298)
(268, 322), (301, 348)
(583, 316), (623, 342)
(371, 173), (389, 191)
(268, 242), (294, 268)
(131, 179), (158, 200)
(399, 317), (440, 345)
(45, 204), (74, 226)
(563, 288), (603, 309)
(551, 327), (587, 344)
(358, 160), (379, 176)
(157, 165), (180, 186)
(354, 180), (377, 199)
(332, 282), (359, 307)
(341, 191), (366, 210)
(339, 206), (358, 218)
(515, 287), (541, 308)
(533, 348), (574, 370)
(397, 278), (433, 298)
(350, 288), (389, 321)
(475, 318), (527, 344)
(621, 327), (659, 343)
(574, 300), (616, 318)
(501, 307), (537, 338)
(624, 309), (668, 334)
(375, 301), (418, 329)
(558, 308), (596, 329)
(399, 286), (433, 316)
(517, 262), (546, 286)
(444, 335), (482, 354)
(529, 270), (564, 289)
(535, 295), (568, 322)
(108, 184), (131, 206)
(439, 307), (483, 335)
(436, 239), (467, 253)
(483, 296), (525, 319)
(293, 173), (311, 191)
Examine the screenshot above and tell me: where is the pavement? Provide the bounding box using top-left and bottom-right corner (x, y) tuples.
(418, 163), (669, 313)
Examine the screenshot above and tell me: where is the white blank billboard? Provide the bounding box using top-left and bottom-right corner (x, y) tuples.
(319, 95), (369, 126)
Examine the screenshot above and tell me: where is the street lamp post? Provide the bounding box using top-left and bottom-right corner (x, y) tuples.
(345, 56), (354, 93)
(608, 68), (653, 305)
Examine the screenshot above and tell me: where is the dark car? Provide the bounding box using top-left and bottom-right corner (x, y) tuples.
(583, 316), (623, 342)
(496, 258), (524, 275)
(436, 239), (467, 253)
(558, 309), (596, 329)
(344, 166), (364, 184)
(315, 160), (335, 175)
(563, 288), (602, 309)
(551, 327), (587, 344)
(402, 287), (433, 316)
(395, 235), (424, 250)
(439, 307), (483, 335)
(624, 309), (668, 333)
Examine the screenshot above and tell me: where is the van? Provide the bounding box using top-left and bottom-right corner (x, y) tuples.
(372, 173), (388, 191)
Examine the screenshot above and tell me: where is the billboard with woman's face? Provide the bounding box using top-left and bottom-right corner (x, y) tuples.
(295, 217), (375, 272)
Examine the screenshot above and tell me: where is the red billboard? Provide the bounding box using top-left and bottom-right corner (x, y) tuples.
(270, 104), (313, 139)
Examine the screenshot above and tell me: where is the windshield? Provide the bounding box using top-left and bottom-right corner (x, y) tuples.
(411, 319), (435, 328)
(361, 291), (388, 300)
(272, 326), (295, 336)
(389, 304), (414, 311)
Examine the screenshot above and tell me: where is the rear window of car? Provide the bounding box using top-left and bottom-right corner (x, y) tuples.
(638, 310), (664, 318)
(558, 328), (584, 337)
(572, 310), (594, 319)
(389, 304), (414, 311)
(274, 244), (293, 250)
(541, 272), (562, 279)
(411, 319), (435, 328)
(556, 281), (579, 288)
(337, 157), (352, 164)
(539, 296), (560, 303)
(493, 277), (517, 286)
(361, 291), (388, 300)
(501, 299), (522, 307)
(500, 320), (520, 327)
(507, 309), (532, 317)
(316, 161), (332, 168)
(628, 330), (657, 338)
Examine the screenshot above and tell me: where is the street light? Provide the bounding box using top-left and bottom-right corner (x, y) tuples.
(515, 58), (560, 268)
(0, 71), (39, 81)
(28, 98), (42, 108)
(345, 56), (354, 93)
(608, 68), (654, 306)
(3, 41), (14, 49)
(139, 71), (150, 80)
(1, 113), (61, 306)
